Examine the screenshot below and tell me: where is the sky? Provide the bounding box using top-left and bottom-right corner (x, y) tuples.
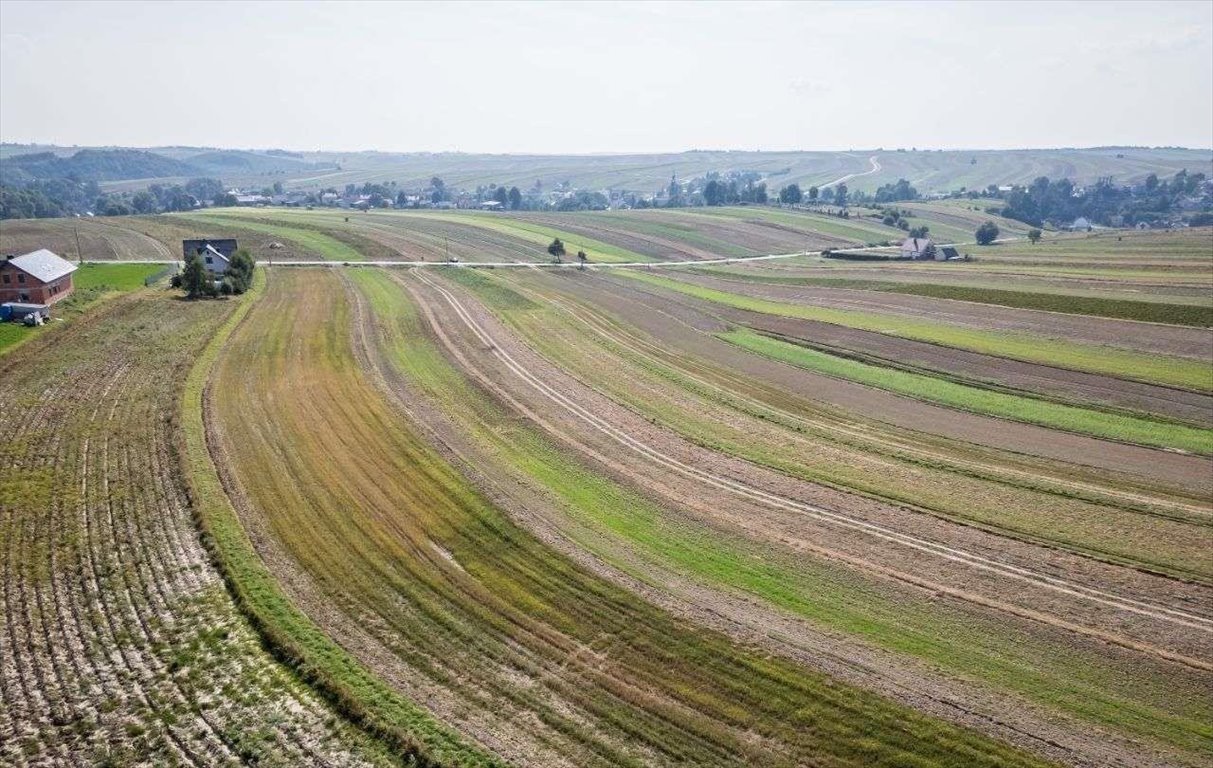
(1, 0), (1210, 154)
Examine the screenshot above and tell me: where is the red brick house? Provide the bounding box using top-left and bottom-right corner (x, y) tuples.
(1, 249), (78, 305)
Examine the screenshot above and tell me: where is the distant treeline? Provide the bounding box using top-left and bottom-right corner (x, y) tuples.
(0, 177), (229, 219)
(989, 171), (1210, 228)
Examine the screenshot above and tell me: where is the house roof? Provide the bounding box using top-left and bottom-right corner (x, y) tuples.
(901, 237), (933, 251)
(205, 244), (231, 264)
(6, 249), (77, 283)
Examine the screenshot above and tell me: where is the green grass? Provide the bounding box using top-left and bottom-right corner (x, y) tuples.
(180, 269), (500, 768)
(721, 328), (1213, 454)
(622, 271), (1213, 392)
(356, 269), (1212, 759)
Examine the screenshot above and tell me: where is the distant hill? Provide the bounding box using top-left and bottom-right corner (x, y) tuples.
(0, 149), (197, 183)
(182, 149), (322, 176)
(3, 143), (1210, 195)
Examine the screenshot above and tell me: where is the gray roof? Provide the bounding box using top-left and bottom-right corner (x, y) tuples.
(7, 249), (77, 283)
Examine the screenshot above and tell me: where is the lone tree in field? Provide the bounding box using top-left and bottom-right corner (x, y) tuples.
(779, 184), (803, 204)
(976, 221), (1000, 245)
(181, 253), (209, 299)
(577, 249), (587, 264)
(548, 238), (566, 262)
(1028, 228), (1042, 244)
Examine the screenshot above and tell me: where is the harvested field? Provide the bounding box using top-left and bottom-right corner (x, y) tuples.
(204, 268), (1058, 767)
(3, 204), (1210, 768)
(379, 268), (1212, 765)
(0, 286), (385, 766)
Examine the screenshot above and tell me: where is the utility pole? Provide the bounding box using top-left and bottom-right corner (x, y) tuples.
(74, 225), (83, 265)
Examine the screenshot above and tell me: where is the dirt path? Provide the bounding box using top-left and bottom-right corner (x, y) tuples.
(821, 154), (881, 188)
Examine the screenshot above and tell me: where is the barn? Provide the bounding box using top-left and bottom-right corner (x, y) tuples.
(0, 249), (78, 306)
(183, 239), (238, 278)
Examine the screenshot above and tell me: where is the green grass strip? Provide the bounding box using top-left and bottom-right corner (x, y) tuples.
(721, 328), (1213, 454)
(622, 271), (1213, 392)
(179, 268), (503, 768)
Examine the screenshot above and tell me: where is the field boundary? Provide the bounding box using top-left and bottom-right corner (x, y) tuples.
(176, 267), (501, 768)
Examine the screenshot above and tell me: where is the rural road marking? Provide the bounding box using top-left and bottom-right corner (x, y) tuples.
(413, 269), (1213, 639)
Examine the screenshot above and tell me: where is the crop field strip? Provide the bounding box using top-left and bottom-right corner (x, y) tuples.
(199, 267), (1066, 768)
(496, 268), (1213, 518)
(378, 268), (1212, 764)
(619, 270), (1213, 391)
(0, 288), (386, 766)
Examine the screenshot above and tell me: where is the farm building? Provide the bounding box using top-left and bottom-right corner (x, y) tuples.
(0, 249), (77, 305)
(1069, 217), (1093, 232)
(900, 237), (939, 260)
(183, 239), (238, 278)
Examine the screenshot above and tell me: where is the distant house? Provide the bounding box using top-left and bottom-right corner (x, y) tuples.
(0, 249), (77, 306)
(900, 237), (937, 260)
(182, 239), (238, 277)
(235, 194), (270, 206)
(1069, 217), (1093, 232)
(478, 200), (504, 211)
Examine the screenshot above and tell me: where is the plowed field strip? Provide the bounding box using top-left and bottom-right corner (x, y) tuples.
(0, 288), (384, 766)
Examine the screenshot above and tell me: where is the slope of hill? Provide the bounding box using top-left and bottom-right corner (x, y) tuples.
(0, 148), (197, 183)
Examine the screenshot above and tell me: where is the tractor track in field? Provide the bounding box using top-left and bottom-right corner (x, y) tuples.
(361, 272), (1199, 768)
(409, 270), (1213, 662)
(529, 271), (1213, 516)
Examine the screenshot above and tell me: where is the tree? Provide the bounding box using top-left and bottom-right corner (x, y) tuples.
(754, 183), (768, 204)
(779, 184), (803, 204)
(577, 249), (587, 265)
(213, 192), (238, 207)
(1028, 228), (1042, 244)
(704, 179), (723, 206)
(131, 190), (156, 214)
(508, 186), (522, 210)
(909, 225), (929, 239)
(182, 253), (208, 299)
(921, 243), (937, 260)
(547, 238), (566, 262)
(807, 186), (819, 202)
(493, 186), (509, 206)
(975, 221), (1000, 245)
(227, 248), (256, 293)
(833, 184), (848, 207)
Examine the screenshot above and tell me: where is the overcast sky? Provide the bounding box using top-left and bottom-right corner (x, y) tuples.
(2, 0), (1210, 153)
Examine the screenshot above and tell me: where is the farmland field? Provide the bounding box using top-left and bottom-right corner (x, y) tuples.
(2, 209), (1211, 767)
